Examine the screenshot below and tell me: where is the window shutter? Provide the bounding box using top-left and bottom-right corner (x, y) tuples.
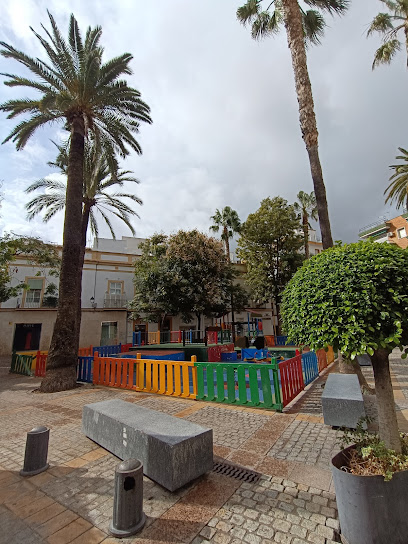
(27, 278), (43, 290)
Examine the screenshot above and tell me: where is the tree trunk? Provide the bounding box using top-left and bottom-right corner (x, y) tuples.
(303, 213), (309, 259)
(40, 117), (85, 393)
(339, 353), (375, 394)
(281, 0), (333, 250)
(371, 348), (401, 452)
(224, 226), (230, 261)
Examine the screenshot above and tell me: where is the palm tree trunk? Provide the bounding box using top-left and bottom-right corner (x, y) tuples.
(223, 226), (230, 260)
(371, 348), (401, 452)
(303, 214), (309, 259)
(281, 0), (333, 250)
(39, 117), (85, 392)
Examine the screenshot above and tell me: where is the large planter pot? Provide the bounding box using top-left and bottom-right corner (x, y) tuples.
(331, 445), (408, 544)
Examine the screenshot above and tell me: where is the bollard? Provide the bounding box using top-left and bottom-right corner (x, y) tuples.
(110, 459), (145, 538)
(20, 426), (50, 477)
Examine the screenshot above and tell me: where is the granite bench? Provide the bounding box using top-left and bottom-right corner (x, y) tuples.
(82, 399), (213, 491)
(321, 373), (366, 429)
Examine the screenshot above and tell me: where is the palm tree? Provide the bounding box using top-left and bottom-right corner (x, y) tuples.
(384, 147), (408, 208)
(210, 206), (242, 262)
(0, 12), (151, 392)
(25, 140), (143, 247)
(237, 0), (349, 250)
(367, 1), (408, 69)
(293, 190), (318, 258)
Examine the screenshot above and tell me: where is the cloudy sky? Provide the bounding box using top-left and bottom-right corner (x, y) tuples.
(0, 0), (406, 248)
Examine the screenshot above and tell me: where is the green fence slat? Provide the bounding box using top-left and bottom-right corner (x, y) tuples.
(216, 366), (225, 402)
(271, 358), (283, 411)
(248, 366), (260, 405)
(207, 366), (215, 401)
(237, 366), (247, 404)
(196, 366), (205, 399)
(226, 366), (236, 403)
(260, 366), (273, 407)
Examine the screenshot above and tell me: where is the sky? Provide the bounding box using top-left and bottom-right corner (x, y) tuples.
(0, 0), (406, 248)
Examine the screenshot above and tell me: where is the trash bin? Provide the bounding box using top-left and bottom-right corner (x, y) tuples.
(110, 458), (145, 538)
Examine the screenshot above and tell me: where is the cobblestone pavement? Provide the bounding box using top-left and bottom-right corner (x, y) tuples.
(1, 353), (408, 544)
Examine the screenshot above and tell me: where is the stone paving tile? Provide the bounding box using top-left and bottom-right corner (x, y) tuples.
(196, 476), (340, 544)
(136, 396), (196, 415)
(267, 420), (341, 471)
(186, 406), (270, 449)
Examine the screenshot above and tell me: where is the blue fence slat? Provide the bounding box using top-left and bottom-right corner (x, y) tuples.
(301, 351), (319, 385)
(77, 356), (93, 383)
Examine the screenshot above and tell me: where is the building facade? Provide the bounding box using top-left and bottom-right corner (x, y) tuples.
(359, 213), (408, 248)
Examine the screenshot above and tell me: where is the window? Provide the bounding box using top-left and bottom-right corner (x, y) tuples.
(23, 278), (44, 308)
(108, 281), (123, 295)
(397, 227), (406, 239)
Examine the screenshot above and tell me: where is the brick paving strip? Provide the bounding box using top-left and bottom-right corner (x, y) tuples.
(0, 353), (407, 544)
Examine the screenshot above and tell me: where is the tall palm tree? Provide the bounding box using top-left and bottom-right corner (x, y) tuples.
(237, 0), (349, 250)
(367, 0), (408, 69)
(384, 147), (408, 208)
(293, 190), (318, 258)
(210, 206), (242, 262)
(0, 12), (151, 392)
(25, 141), (143, 247)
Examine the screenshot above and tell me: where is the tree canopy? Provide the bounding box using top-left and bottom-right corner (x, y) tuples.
(294, 190), (318, 259)
(210, 206), (241, 260)
(130, 230), (247, 328)
(281, 241), (408, 451)
(237, 197), (304, 317)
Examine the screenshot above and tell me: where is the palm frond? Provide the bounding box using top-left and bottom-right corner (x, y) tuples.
(303, 10), (326, 45)
(303, 0), (349, 16)
(372, 39), (401, 68)
(25, 177), (66, 193)
(385, 147), (408, 208)
(367, 13), (394, 36)
(237, 0), (261, 26)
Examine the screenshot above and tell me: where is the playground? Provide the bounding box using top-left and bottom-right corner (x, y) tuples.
(2, 351), (408, 544)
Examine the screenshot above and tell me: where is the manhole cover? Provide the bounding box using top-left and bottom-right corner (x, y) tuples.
(212, 460), (261, 483)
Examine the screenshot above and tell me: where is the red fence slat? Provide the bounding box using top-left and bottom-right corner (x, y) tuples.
(279, 354), (305, 407)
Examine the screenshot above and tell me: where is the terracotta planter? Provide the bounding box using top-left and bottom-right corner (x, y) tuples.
(331, 445), (408, 544)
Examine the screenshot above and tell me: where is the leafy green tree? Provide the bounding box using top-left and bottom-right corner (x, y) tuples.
(237, 197), (304, 329)
(0, 12), (151, 392)
(368, 0), (408, 69)
(0, 234), (60, 302)
(129, 234), (182, 325)
(293, 190), (318, 259)
(130, 230), (239, 331)
(237, 0), (349, 250)
(210, 206), (242, 261)
(281, 241), (408, 452)
(25, 140), (142, 243)
(384, 147), (408, 208)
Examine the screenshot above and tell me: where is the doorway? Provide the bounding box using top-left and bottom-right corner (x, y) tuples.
(13, 323), (42, 351)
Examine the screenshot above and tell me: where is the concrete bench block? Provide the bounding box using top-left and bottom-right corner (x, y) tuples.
(82, 399), (213, 491)
(321, 374), (366, 429)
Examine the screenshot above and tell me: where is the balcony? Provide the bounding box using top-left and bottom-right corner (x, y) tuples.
(103, 293), (128, 308)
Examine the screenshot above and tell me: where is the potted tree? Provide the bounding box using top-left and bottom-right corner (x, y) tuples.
(281, 241), (408, 544)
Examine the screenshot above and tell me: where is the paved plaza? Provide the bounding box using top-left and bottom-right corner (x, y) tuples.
(0, 353), (407, 544)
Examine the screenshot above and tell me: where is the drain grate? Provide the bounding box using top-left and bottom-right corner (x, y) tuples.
(212, 461), (261, 483)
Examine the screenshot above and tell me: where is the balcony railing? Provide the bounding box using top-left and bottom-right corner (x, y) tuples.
(103, 293), (128, 308)
(22, 301), (41, 309)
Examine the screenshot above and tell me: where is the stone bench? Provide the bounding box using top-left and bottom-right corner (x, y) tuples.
(82, 399), (213, 491)
(321, 374), (366, 429)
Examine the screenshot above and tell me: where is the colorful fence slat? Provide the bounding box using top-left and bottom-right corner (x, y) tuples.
(10, 352), (33, 376)
(92, 353), (197, 399)
(93, 344), (122, 357)
(77, 356), (94, 383)
(279, 354), (305, 407)
(78, 346), (93, 357)
(120, 343), (132, 353)
(326, 346), (335, 365)
(34, 352), (48, 377)
(316, 349), (328, 372)
(301, 351), (319, 386)
(195, 360), (282, 410)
